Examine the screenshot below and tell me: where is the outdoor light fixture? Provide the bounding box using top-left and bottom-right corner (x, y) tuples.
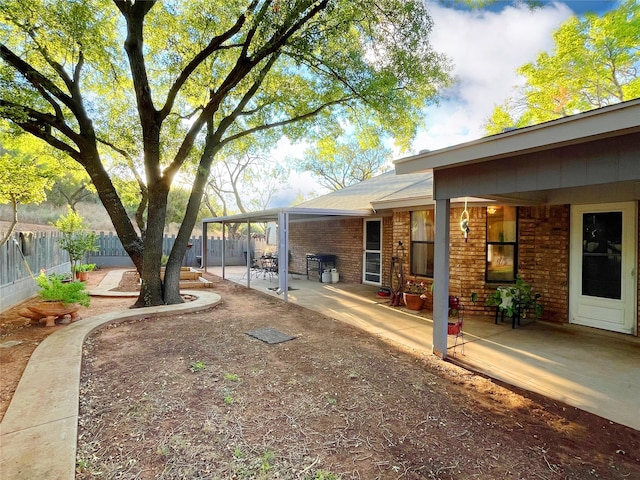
(460, 199), (470, 243)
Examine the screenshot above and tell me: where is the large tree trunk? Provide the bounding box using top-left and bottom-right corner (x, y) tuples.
(163, 139), (221, 303)
(134, 177), (169, 307)
(82, 151), (144, 273)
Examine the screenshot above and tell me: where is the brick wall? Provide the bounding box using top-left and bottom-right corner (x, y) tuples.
(391, 211), (411, 287)
(392, 205), (571, 323)
(518, 205), (570, 323)
(448, 206), (488, 314)
(381, 216), (394, 286)
(289, 218), (365, 283)
(291, 204), (637, 332)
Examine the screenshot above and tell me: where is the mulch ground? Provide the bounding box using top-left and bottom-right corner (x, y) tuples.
(75, 274), (640, 479)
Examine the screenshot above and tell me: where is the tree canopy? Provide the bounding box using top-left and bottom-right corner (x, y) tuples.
(1, 0), (451, 306)
(294, 127), (392, 191)
(484, 0), (640, 134)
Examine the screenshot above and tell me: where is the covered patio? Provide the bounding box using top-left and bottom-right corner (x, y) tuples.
(201, 206), (373, 301)
(395, 99), (640, 358)
(207, 265), (640, 431)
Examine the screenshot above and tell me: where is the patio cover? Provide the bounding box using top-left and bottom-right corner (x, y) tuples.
(202, 207), (373, 300)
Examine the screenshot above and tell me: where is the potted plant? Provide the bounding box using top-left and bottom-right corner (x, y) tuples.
(18, 272), (90, 327)
(74, 263), (96, 281)
(486, 275), (543, 326)
(402, 278), (429, 311)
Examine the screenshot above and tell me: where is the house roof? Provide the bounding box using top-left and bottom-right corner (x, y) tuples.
(296, 170), (433, 210)
(203, 170), (437, 226)
(394, 98), (640, 175)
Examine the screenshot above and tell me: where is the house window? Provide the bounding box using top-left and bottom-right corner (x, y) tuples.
(410, 210), (434, 277)
(486, 206), (517, 282)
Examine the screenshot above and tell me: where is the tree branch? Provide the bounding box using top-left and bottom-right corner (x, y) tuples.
(158, 0), (260, 119)
(0, 43), (75, 114)
(220, 96), (352, 147)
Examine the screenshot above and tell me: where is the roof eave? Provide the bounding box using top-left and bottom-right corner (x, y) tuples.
(202, 207), (374, 225)
(394, 99), (640, 174)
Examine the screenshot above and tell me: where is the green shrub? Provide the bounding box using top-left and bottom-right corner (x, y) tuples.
(36, 272), (91, 306)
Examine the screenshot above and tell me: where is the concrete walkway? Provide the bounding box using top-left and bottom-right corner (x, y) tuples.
(0, 272), (221, 480)
(213, 266), (640, 432)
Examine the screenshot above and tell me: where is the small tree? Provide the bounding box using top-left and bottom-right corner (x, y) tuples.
(53, 208), (99, 276)
(0, 133), (57, 247)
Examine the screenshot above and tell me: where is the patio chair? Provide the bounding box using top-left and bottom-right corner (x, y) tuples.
(447, 297), (465, 357)
(242, 251), (263, 279)
(260, 254), (278, 281)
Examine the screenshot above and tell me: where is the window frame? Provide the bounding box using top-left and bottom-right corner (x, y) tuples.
(410, 210), (435, 278)
(485, 206), (518, 283)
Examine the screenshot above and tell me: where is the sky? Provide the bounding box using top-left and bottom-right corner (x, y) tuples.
(271, 0), (621, 205)
(412, 0), (619, 151)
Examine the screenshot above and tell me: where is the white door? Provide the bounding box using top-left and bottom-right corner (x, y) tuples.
(363, 219), (382, 285)
(570, 202), (637, 334)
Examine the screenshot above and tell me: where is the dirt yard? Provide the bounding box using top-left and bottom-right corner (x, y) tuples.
(1, 269), (639, 479)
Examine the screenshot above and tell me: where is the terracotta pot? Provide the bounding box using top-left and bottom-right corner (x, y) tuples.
(19, 301), (81, 327)
(76, 271), (89, 282)
(403, 293), (425, 311)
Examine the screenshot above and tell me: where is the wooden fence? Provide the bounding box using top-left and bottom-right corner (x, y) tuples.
(1, 229), (263, 311)
(0, 231), (69, 311)
(89, 232), (253, 267)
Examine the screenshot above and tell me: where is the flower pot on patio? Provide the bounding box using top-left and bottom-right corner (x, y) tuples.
(403, 293), (425, 311)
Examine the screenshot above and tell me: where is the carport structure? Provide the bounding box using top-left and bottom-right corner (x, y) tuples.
(201, 207), (372, 301)
(395, 98), (640, 359)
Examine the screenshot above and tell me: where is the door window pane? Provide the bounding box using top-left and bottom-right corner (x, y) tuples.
(366, 221), (381, 250)
(365, 252), (381, 282)
(582, 212), (622, 299)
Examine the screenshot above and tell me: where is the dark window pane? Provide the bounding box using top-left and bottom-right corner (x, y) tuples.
(366, 221), (381, 250)
(582, 212), (622, 299)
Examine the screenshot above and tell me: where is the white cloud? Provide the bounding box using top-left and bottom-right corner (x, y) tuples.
(413, 1), (573, 151)
(268, 137), (330, 207)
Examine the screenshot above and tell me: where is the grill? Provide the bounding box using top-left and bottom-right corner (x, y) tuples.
(306, 253), (337, 281)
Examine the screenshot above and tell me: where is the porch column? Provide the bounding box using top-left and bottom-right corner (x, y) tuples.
(278, 210), (290, 301)
(245, 220), (252, 287)
(202, 221), (208, 274)
(221, 223), (226, 279)
(433, 199), (450, 359)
